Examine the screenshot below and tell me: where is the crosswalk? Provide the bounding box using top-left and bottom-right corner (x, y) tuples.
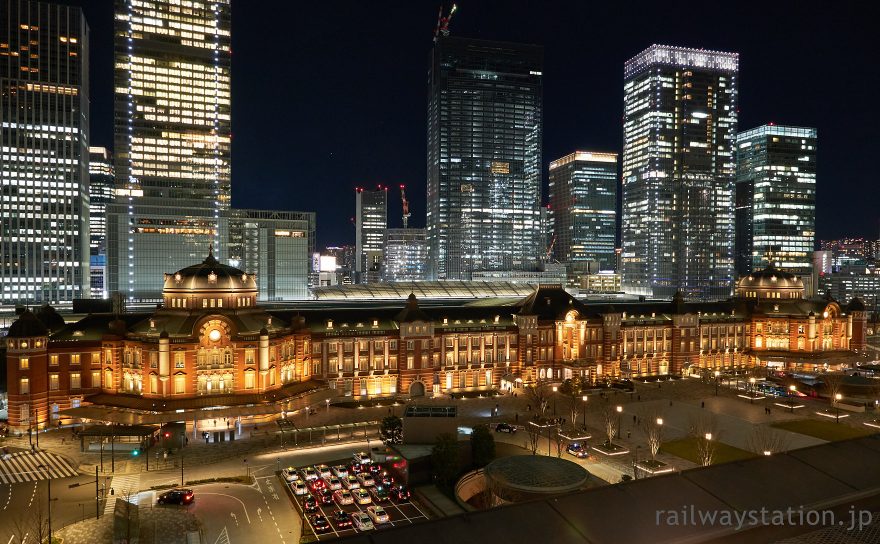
(0, 450), (78, 484)
(103, 473), (141, 515)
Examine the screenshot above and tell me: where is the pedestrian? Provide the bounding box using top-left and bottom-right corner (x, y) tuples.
(627, 431), (631, 439)
(638, 395), (641, 401)
(633, 415), (637, 424)
(701, 401), (705, 408)
(669, 400), (673, 407)
(527, 403), (531, 412)
(515, 413), (519, 423)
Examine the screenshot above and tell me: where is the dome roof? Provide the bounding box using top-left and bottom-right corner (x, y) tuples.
(35, 304), (65, 332)
(737, 265), (802, 289)
(163, 247), (256, 293)
(8, 310), (49, 338)
(847, 297), (867, 312)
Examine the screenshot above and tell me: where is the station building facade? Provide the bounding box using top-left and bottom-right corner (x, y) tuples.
(4, 255), (868, 430)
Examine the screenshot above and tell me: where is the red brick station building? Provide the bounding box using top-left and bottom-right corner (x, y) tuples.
(3, 251), (869, 432)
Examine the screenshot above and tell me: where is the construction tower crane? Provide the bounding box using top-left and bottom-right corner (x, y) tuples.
(433, 3), (458, 42)
(400, 184), (411, 229)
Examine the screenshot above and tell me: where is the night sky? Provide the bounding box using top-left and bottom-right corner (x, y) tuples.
(67, 1), (879, 248)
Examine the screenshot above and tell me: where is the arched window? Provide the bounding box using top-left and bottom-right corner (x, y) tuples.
(755, 335), (763, 348)
(224, 349), (233, 366)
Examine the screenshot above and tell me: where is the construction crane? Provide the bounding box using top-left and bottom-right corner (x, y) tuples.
(400, 184), (411, 229)
(433, 3), (458, 42)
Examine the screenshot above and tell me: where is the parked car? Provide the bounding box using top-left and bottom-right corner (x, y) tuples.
(302, 496), (318, 513)
(316, 488), (334, 505)
(292, 481), (309, 496)
(314, 464), (332, 479)
(370, 485), (390, 502)
(301, 467), (319, 481)
(157, 489), (194, 505)
(325, 476), (342, 490)
(332, 465), (349, 478)
(352, 451), (372, 465)
(307, 478), (326, 493)
(367, 505), (389, 525)
(281, 467), (301, 482)
(567, 442), (589, 459)
(356, 472), (375, 487)
(377, 472), (394, 488)
(333, 489), (354, 505)
(390, 484), (410, 502)
(368, 463), (383, 476)
(353, 512), (374, 532)
(311, 515), (331, 533)
(353, 488), (372, 505)
(342, 474), (361, 490)
(333, 510), (353, 529)
(494, 423), (517, 433)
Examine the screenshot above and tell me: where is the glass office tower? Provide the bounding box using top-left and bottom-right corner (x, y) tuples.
(89, 147), (115, 299)
(548, 151), (618, 270)
(427, 37), (543, 280)
(383, 229), (428, 282)
(355, 187), (387, 283)
(0, 1), (90, 305)
(735, 125), (817, 276)
(621, 45), (738, 301)
(108, 0), (231, 302)
(227, 210), (316, 301)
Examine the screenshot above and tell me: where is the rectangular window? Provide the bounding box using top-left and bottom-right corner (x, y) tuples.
(244, 372), (255, 389)
(245, 349), (255, 365)
(92, 370), (101, 388)
(70, 373), (81, 390)
(175, 352), (185, 368)
(174, 374), (185, 394)
(92, 352), (101, 365)
(49, 374), (59, 391)
(150, 352), (158, 368)
(20, 377), (30, 395)
(407, 355), (414, 369)
(70, 353), (81, 366)
(50, 354), (59, 366)
(19, 357), (29, 370)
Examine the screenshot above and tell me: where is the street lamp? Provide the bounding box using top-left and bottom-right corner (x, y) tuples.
(788, 385), (797, 413)
(326, 398), (330, 413)
(582, 395), (588, 430)
(552, 386), (558, 416)
(705, 432), (712, 441)
(615, 405), (622, 440)
(835, 393), (842, 423)
(714, 371), (720, 396)
(749, 377), (756, 404)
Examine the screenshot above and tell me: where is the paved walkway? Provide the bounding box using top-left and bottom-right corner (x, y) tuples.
(57, 502), (201, 544)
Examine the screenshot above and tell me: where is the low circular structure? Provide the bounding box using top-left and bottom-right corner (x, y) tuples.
(162, 247), (257, 309)
(735, 265), (804, 300)
(483, 455), (589, 503)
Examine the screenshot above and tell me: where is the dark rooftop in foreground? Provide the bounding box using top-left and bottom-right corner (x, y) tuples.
(337, 434), (880, 544)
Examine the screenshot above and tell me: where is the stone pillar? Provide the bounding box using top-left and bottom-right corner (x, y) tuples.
(259, 329), (270, 389)
(159, 332), (170, 395)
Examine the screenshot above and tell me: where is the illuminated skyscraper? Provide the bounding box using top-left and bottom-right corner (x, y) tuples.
(548, 151), (618, 270)
(0, 1), (90, 304)
(383, 229), (428, 282)
(621, 45), (739, 300)
(107, 0), (231, 302)
(355, 187), (387, 283)
(89, 147), (115, 299)
(427, 37), (543, 280)
(735, 125), (817, 276)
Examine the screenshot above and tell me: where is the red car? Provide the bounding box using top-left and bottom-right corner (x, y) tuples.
(307, 478), (326, 493)
(302, 496), (318, 513)
(390, 484), (410, 502)
(316, 488), (333, 505)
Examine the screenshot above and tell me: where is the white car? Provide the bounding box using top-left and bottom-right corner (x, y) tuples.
(325, 476), (342, 490)
(353, 488), (372, 505)
(352, 452), (372, 465)
(367, 505), (389, 525)
(353, 512), (374, 532)
(282, 467), (301, 482)
(342, 474), (360, 490)
(356, 473), (375, 487)
(332, 465), (349, 478)
(301, 467), (319, 481)
(314, 464), (332, 479)
(333, 489), (354, 506)
(292, 481), (308, 496)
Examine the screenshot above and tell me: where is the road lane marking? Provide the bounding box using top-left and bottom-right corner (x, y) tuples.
(199, 492), (251, 524)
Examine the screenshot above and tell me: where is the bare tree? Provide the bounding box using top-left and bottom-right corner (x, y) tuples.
(553, 428), (566, 458)
(640, 409), (665, 460)
(524, 422), (541, 455)
(559, 377), (587, 428)
(689, 415), (719, 467)
(601, 404), (618, 445)
(746, 426), (791, 456)
(821, 372), (846, 405)
(524, 381), (552, 417)
(10, 497), (49, 544)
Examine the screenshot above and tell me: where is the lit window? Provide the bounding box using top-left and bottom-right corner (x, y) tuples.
(50, 354), (59, 366)
(49, 374), (60, 391)
(20, 377), (29, 395)
(71, 373), (81, 390)
(19, 357), (29, 370)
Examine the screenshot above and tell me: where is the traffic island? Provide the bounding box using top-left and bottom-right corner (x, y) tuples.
(634, 459), (673, 475)
(591, 441), (629, 456)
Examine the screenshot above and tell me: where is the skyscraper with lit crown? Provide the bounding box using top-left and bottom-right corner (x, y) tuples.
(621, 44), (739, 301)
(107, 0), (231, 302)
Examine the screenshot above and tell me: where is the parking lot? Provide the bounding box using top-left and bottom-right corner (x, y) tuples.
(280, 456), (431, 540)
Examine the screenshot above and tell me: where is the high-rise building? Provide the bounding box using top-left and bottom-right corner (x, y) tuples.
(107, 0), (232, 302)
(383, 229), (428, 282)
(89, 147), (115, 299)
(819, 238), (879, 271)
(549, 151), (618, 270)
(355, 187), (387, 282)
(427, 37), (543, 280)
(0, 1), (90, 305)
(621, 45), (739, 301)
(227, 210), (315, 301)
(735, 125), (817, 276)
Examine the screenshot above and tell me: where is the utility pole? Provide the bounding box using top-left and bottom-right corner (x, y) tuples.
(95, 466), (100, 519)
(180, 433), (185, 486)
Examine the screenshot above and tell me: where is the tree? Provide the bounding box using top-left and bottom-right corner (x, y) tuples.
(689, 415), (719, 467)
(641, 409), (665, 460)
(380, 415), (403, 444)
(470, 424), (495, 467)
(601, 404), (618, 445)
(553, 428), (566, 458)
(431, 433), (460, 488)
(821, 372), (846, 404)
(559, 377), (587, 428)
(524, 380), (553, 418)
(10, 497), (49, 544)
(524, 422), (541, 455)
(746, 426), (790, 456)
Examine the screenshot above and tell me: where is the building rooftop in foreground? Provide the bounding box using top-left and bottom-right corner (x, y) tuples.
(337, 434), (880, 544)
